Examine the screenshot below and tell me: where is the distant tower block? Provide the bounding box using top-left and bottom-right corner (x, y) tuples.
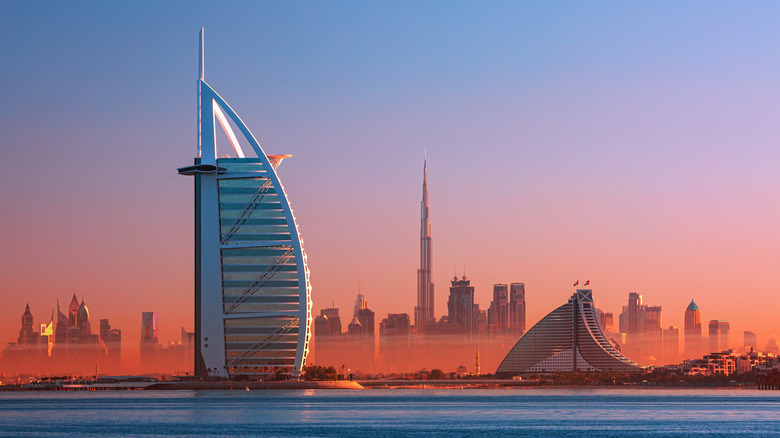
(140, 312), (158, 368)
(178, 28), (311, 379)
(475, 347), (481, 376)
(496, 290), (643, 376)
(509, 283), (526, 335)
(684, 299), (702, 358)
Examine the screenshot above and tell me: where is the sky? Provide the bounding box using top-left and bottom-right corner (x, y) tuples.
(2, 1), (780, 355)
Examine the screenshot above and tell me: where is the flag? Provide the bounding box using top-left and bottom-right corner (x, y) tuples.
(584, 280), (590, 286)
(573, 280), (579, 286)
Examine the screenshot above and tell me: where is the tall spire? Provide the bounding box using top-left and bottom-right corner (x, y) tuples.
(421, 148), (430, 243)
(197, 27), (204, 158)
(199, 27), (204, 81)
(421, 149), (430, 239)
(415, 151), (434, 334)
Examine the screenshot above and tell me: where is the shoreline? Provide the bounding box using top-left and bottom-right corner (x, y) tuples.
(0, 379), (767, 391)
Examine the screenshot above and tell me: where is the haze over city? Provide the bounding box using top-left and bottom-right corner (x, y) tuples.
(4, 1), (780, 373)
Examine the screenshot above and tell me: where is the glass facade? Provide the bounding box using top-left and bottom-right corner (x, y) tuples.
(496, 290), (641, 375)
(216, 158), (307, 376)
(180, 58), (312, 378)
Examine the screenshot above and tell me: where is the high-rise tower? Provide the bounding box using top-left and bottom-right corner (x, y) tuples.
(708, 320), (730, 353)
(627, 292), (643, 338)
(415, 155), (434, 334)
(447, 275), (476, 336)
(509, 283), (526, 334)
(178, 29), (311, 378)
(684, 299), (702, 358)
(488, 284), (509, 333)
(18, 304), (34, 345)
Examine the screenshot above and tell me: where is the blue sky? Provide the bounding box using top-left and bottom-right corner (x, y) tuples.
(3, 1), (780, 346)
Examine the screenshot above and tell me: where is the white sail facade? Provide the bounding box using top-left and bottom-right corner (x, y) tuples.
(178, 30), (311, 378)
(496, 290), (641, 375)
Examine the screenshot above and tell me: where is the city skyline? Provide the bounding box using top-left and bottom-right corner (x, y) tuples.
(4, 2), (780, 355)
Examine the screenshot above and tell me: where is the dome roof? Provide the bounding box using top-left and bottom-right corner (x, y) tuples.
(686, 299), (699, 312)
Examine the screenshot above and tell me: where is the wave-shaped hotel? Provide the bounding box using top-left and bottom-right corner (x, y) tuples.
(496, 289), (642, 375)
(178, 30), (311, 378)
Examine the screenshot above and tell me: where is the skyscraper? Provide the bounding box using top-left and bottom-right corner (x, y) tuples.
(379, 313), (411, 373)
(347, 317), (363, 336)
(447, 275), (477, 336)
(100, 319), (122, 372)
(662, 326), (680, 365)
(354, 294), (375, 337)
(627, 292), (643, 340)
(509, 283), (526, 334)
(488, 284), (509, 333)
(313, 307), (342, 368)
(18, 304), (35, 345)
(643, 305), (662, 360)
(178, 29), (311, 378)
(141, 312), (158, 344)
(314, 308), (342, 337)
(600, 312), (614, 333)
(3, 305), (46, 372)
(379, 313), (411, 337)
(684, 299), (702, 358)
(415, 156), (434, 334)
(140, 312), (158, 368)
(708, 320), (730, 353)
(68, 294), (79, 328)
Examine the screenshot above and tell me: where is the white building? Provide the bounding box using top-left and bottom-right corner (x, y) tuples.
(178, 29), (311, 378)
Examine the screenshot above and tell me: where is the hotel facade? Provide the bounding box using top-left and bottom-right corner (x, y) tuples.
(496, 290), (642, 375)
(178, 30), (312, 378)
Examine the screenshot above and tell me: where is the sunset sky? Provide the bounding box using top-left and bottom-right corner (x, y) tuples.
(3, 2), (780, 354)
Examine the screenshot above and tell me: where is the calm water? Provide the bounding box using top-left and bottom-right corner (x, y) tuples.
(1, 388), (780, 437)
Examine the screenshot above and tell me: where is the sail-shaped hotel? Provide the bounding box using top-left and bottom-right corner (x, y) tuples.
(496, 290), (642, 375)
(178, 30), (311, 378)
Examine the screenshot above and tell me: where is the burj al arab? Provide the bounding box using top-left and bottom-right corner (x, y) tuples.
(178, 29), (312, 378)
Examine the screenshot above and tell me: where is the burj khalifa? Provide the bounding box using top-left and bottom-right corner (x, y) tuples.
(414, 155), (435, 334)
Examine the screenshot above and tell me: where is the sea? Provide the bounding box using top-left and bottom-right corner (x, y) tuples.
(1, 388), (780, 437)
